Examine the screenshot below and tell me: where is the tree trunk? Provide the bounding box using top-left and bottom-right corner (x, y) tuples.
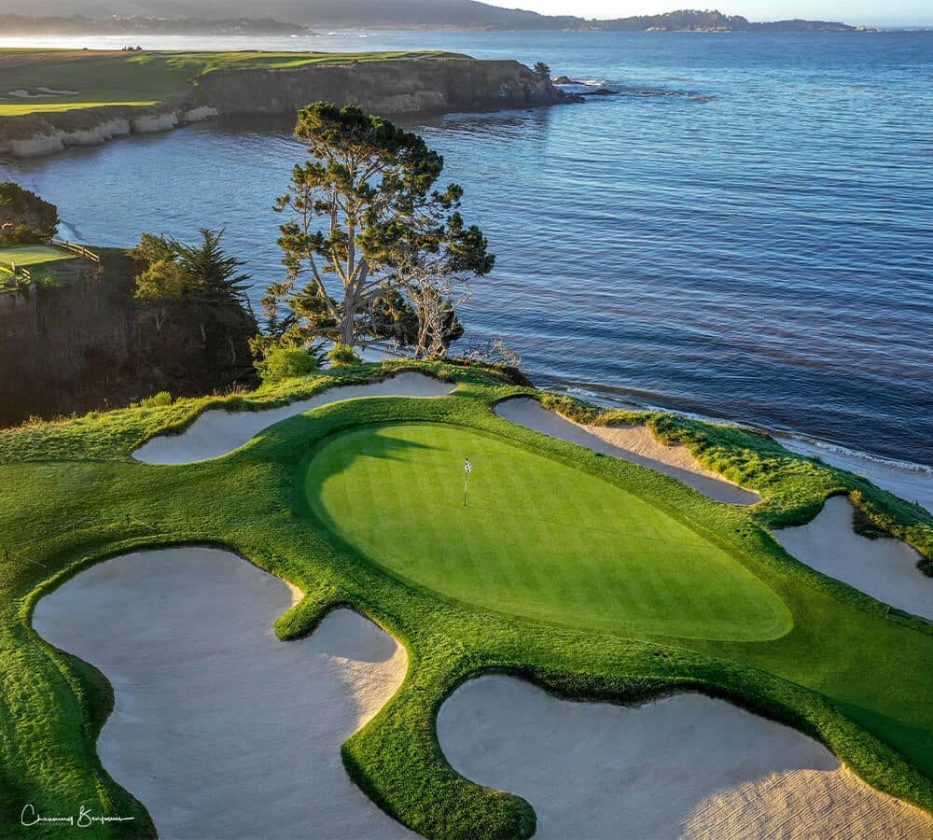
(340, 291), (356, 346)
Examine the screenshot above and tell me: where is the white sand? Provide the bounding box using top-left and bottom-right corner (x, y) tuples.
(438, 675), (933, 840)
(776, 435), (933, 515)
(495, 397), (759, 505)
(133, 371), (455, 465)
(33, 548), (413, 839)
(774, 495), (931, 620)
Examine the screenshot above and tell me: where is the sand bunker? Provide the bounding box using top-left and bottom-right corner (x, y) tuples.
(774, 495), (931, 620)
(438, 675), (932, 839)
(33, 548), (413, 839)
(8, 87), (77, 98)
(133, 371), (454, 464)
(495, 397), (759, 505)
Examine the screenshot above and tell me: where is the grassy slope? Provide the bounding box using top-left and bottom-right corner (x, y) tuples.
(0, 49), (465, 118)
(0, 360), (931, 839)
(307, 422), (790, 640)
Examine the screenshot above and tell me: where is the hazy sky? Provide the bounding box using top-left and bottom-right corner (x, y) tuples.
(485, 0), (933, 25)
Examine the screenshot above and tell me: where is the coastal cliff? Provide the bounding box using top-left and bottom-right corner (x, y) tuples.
(0, 250), (257, 425)
(195, 58), (563, 116)
(0, 57), (568, 158)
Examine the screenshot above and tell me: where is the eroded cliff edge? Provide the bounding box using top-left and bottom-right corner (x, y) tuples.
(0, 58), (569, 158)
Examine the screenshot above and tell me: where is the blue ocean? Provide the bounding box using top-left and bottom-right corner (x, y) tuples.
(2, 29), (931, 464)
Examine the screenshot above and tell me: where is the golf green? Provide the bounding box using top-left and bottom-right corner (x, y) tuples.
(305, 422), (792, 640)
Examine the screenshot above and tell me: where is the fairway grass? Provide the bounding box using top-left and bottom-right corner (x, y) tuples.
(307, 423), (791, 640)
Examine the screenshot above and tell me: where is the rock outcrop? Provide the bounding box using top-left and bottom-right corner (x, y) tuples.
(194, 58), (565, 116)
(0, 57), (569, 158)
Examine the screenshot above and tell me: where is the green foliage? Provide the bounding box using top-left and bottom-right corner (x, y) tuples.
(138, 391), (173, 408)
(134, 256), (196, 303)
(0, 362), (931, 838)
(272, 102), (491, 355)
(533, 61), (551, 78)
(0, 182), (59, 245)
(538, 391), (933, 561)
(327, 343), (362, 367)
(255, 346), (319, 384)
(132, 229), (249, 309)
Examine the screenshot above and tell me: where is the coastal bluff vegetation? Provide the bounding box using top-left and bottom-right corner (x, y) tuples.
(0, 247), (258, 426)
(0, 185), (258, 425)
(0, 49), (568, 158)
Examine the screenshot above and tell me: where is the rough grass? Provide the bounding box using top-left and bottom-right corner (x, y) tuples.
(539, 391), (933, 561)
(0, 360), (931, 839)
(0, 49), (467, 118)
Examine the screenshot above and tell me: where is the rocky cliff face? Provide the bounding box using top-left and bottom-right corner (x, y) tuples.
(195, 58), (566, 116)
(0, 57), (569, 158)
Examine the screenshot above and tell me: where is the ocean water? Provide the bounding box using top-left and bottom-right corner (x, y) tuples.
(2, 30), (931, 468)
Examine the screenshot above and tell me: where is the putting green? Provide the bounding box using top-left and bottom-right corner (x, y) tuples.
(306, 423), (792, 640)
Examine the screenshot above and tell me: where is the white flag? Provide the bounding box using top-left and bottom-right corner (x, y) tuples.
(464, 459), (473, 473)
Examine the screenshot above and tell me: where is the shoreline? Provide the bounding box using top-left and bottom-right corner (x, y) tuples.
(0, 52), (572, 160)
(546, 380), (932, 512)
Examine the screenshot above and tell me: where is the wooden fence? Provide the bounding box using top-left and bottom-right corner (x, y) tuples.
(0, 263), (30, 289)
(53, 239), (101, 264)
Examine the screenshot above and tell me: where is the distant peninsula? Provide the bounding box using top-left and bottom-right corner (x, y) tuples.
(0, 50), (569, 158)
(0, 15), (310, 36)
(0, 4), (867, 33)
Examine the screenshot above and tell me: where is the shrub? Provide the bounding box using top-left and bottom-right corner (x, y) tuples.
(139, 391), (173, 408)
(0, 182), (59, 245)
(327, 344), (362, 368)
(255, 346), (319, 383)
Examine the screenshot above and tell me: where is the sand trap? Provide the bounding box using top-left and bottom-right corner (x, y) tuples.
(133, 371), (454, 465)
(776, 435), (933, 515)
(7, 87), (78, 98)
(33, 548), (413, 839)
(495, 397), (759, 505)
(438, 675), (932, 839)
(774, 495), (931, 620)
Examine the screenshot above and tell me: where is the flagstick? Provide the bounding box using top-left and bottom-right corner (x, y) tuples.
(463, 472), (469, 507)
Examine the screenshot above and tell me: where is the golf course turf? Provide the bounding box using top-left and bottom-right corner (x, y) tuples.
(307, 422), (791, 640)
(0, 360), (931, 838)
